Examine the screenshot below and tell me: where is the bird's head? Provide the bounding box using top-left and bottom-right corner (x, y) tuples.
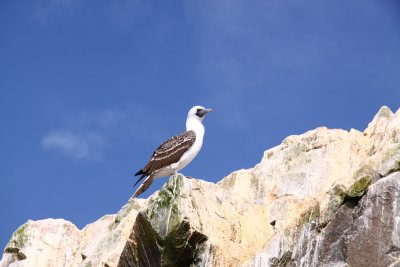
(187, 105), (213, 122)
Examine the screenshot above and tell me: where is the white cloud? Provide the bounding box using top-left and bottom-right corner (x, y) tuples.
(40, 106), (163, 161)
(41, 131), (105, 160)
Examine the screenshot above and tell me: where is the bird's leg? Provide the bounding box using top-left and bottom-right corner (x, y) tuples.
(171, 170), (193, 179)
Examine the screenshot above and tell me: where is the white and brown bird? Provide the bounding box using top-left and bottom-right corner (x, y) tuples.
(133, 105), (213, 198)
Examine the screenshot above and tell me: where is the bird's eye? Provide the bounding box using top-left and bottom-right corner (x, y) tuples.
(195, 108), (204, 117)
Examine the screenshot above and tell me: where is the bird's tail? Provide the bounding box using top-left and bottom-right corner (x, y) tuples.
(132, 176), (154, 198)
(134, 169), (144, 176)
(133, 169), (147, 188)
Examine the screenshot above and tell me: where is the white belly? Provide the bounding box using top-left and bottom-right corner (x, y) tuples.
(172, 137), (203, 171)
(152, 167), (175, 178)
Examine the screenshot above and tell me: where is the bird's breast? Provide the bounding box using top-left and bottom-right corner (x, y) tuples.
(172, 136), (203, 171)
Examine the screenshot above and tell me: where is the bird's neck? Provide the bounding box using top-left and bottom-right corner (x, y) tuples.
(186, 117), (205, 137)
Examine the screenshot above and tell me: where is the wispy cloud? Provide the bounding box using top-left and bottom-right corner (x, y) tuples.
(40, 106), (168, 161)
(40, 109), (121, 161)
(41, 131), (105, 160)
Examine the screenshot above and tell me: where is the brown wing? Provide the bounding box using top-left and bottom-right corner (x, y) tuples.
(140, 130), (196, 176)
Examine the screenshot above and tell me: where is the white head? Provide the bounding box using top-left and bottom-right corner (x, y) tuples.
(186, 105), (213, 131)
(187, 105), (213, 122)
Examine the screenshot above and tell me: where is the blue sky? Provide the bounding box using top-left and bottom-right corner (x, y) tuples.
(1, 0), (399, 249)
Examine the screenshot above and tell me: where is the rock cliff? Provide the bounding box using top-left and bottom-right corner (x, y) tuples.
(1, 106), (400, 267)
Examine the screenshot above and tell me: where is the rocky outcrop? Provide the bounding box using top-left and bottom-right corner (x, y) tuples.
(1, 106), (400, 267)
(290, 172), (400, 267)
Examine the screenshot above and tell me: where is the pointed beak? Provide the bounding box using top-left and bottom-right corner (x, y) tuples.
(204, 108), (213, 114)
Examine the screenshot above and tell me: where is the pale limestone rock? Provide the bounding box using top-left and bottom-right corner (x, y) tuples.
(0, 219), (81, 267)
(79, 198), (144, 266)
(0, 199), (144, 267)
(1, 106), (400, 267)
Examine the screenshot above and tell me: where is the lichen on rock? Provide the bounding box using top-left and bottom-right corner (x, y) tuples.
(145, 174), (185, 238)
(5, 223), (28, 252)
(346, 172), (372, 198)
(4, 223), (28, 261)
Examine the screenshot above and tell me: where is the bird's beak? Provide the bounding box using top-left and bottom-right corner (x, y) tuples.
(196, 108), (213, 118)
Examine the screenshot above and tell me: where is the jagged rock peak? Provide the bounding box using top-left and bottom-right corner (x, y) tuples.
(1, 106), (400, 267)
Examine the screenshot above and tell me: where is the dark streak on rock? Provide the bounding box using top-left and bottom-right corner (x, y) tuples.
(289, 174), (400, 267)
(386, 245), (400, 255)
(4, 247), (27, 261)
(270, 251), (293, 267)
(117, 214), (207, 267)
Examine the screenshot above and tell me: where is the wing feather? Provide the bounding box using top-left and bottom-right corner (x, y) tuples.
(132, 176), (154, 198)
(139, 130), (196, 176)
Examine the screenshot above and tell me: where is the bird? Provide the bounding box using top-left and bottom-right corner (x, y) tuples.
(132, 105), (213, 198)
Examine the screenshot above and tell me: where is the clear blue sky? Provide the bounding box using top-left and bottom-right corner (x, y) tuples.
(1, 0), (399, 250)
